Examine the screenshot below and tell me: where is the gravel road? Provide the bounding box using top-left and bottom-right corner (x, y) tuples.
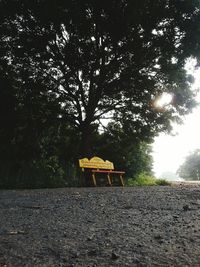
(1, 184), (200, 267)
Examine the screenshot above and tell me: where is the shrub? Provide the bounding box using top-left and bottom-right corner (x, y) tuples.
(126, 172), (156, 186)
(0, 156), (66, 189)
(126, 172), (170, 187)
(155, 179), (171, 186)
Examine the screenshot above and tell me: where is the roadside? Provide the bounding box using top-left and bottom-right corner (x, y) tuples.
(1, 185), (200, 266)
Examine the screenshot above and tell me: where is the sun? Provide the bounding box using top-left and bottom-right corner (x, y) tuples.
(154, 92), (173, 109)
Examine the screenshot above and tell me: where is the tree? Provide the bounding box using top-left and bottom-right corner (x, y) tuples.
(1, 0), (200, 158)
(177, 149), (200, 180)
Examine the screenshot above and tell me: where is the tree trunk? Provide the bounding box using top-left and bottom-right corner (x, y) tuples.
(80, 122), (93, 158)
(80, 122), (94, 186)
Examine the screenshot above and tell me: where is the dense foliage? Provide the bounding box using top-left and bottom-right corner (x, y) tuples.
(178, 149), (200, 180)
(94, 122), (153, 177)
(1, 0), (200, 188)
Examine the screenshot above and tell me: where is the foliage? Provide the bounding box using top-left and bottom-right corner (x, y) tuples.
(1, 0), (199, 157)
(94, 122), (153, 177)
(177, 149), (200, 180)
(155, 179), (171, 186)
(0, 119), (81, 189)
(0, 156), (65, 189)
(126, 173), (170, 186)
(1, 1), (200, 188)
(127, 173), (157, 186)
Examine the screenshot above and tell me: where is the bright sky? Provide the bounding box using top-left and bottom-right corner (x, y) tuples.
(152, 60), (200, 177)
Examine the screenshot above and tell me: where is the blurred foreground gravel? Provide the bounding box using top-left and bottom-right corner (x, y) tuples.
(1, 184), (200, 266)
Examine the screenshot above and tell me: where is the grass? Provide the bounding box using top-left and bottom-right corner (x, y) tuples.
(126, 173), (171, 187)
(155, 178), (171, 186)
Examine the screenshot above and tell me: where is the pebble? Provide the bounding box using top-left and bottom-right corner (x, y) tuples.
(111, 251), (120, 260)
(87, 234), (95, 241)
(183, 205), (191, 211)
(87, 249), (97, 256)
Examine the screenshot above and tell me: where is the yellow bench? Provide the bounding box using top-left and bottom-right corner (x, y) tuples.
(79, 156), (125, 186)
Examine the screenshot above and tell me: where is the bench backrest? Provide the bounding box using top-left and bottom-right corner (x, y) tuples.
(79, 156), (114, 170)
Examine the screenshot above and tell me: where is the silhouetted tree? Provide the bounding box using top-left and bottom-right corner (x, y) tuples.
(178, 149), (200, 180)
(1, 0), (199, 157)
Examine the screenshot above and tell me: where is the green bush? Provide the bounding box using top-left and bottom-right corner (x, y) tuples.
(22, 156), (66, 188)
(126, 172), (170, 186)
(126, 172), (156, 186)
(155, 179), (171, 186)
(0, 156), (66, 189)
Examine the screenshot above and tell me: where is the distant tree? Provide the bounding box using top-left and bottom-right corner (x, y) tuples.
(1, 0), (200, 157)
(177, 149), (200, 180)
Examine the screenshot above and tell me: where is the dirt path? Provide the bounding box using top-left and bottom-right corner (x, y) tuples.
(1, 184), (200, 266)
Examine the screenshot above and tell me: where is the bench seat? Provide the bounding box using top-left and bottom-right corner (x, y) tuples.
(79, 157), (125, 186)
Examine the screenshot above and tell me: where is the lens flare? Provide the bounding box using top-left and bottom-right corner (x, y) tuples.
(154, 93), (173, 109)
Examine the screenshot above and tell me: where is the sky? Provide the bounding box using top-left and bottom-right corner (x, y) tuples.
(152, 60), (200, 177)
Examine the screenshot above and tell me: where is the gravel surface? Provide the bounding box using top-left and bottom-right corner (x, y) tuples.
(1, 184), (200, 267)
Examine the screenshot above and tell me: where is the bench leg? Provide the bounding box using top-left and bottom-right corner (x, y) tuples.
(92, 173), (97, 186)
(107, 173), (112, 186)
(120, 175), (124, 186)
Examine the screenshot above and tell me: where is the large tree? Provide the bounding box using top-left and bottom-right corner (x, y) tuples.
(1, 0), (200, 157)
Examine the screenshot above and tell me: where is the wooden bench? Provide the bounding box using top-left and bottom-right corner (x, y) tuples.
(79, 156), (125, 186)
